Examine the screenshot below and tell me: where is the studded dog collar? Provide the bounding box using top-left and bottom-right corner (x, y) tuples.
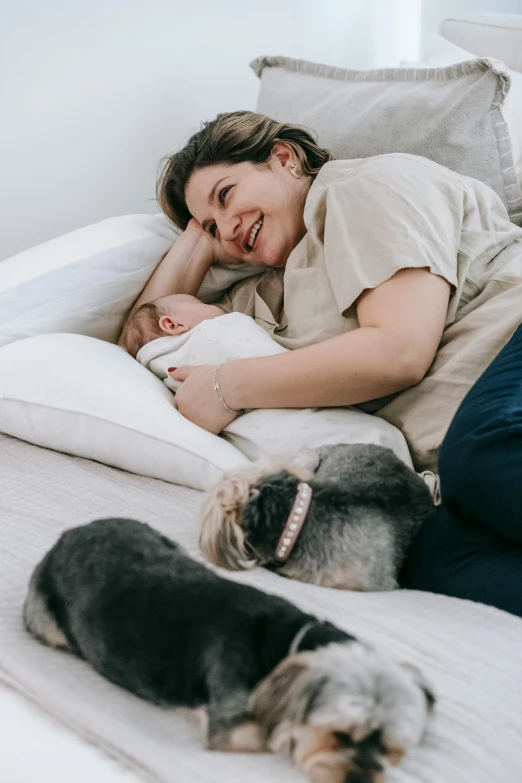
(274, 482), (312, 563)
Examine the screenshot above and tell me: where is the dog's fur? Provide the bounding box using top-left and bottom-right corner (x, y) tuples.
(200, 444), (435, 591)
(24, 518), (435, 782)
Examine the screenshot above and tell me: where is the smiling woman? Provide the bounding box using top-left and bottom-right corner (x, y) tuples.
(156, 112), (331, 268)
(183, 153), (308, 268)
(116, 109), (522, 618)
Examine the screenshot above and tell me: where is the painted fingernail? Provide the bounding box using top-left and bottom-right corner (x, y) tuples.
(168, 367), (177, 372)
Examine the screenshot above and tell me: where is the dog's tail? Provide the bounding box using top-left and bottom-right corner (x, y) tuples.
(199, 459), (316, 571)
(24, 551), (70, 650)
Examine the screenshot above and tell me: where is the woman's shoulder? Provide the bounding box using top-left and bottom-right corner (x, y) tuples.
(312, 153), (459, 190)
(304, 153), (466, 225)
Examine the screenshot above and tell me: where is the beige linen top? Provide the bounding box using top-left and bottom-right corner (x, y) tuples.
(218, 153), (522, 471)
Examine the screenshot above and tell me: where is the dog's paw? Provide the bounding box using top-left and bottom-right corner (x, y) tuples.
(207, 721), (265, 753)
(251, 641), (434, 783)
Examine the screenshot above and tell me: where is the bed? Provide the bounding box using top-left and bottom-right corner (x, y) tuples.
(2, 13), (522, 783)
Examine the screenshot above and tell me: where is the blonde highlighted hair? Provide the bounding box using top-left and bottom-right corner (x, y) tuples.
(156, 111), (333, 230)
(199, 458), (315, 571)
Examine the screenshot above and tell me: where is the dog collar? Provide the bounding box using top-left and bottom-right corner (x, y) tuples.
(274, 482), (312, 563)
(288, 620), (316, 655)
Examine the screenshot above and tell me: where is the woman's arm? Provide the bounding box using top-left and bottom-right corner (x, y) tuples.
(170, 268), (451, 431)
(225, 268), (450, 407)
(129, 220), (214, 312)
(118, 218), (245, 346)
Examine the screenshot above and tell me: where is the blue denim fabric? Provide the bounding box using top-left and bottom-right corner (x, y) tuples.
(400, 322), (522, 617)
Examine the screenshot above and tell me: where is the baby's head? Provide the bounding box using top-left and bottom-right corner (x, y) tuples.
(120, 294), (224, 357)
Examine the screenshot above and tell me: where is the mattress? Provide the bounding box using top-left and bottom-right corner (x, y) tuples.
(1, 431), (521, 783)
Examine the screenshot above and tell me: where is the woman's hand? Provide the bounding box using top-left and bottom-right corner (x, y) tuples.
(185, 218), (243, 266)
(169, 365), (238, 433)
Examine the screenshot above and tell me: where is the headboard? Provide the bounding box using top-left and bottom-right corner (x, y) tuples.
(440, 13), (522, 71)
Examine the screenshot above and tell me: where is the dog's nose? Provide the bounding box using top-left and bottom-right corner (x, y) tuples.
(344, 771), (376, 783)
(345, 729), (385, 782)
(333, 731), (355, 749)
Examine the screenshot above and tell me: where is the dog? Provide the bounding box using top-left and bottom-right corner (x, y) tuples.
(200, 443), (436, 591)
(24, 517), (435, 783)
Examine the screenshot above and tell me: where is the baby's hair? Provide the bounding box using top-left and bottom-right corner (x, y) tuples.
(120, 300), (168, 358)
(120, 294), (199, 357)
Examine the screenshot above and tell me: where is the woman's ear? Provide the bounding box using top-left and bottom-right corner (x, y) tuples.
(270, 141), (295, 170)
(158, 315), (189, 336)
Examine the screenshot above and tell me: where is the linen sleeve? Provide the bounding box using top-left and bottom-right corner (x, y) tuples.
(315, 155), (463, 315)
(212, 275), (258, 316)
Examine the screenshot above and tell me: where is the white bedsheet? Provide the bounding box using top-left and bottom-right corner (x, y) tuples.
(1, 433), (522, 783)
(0, 680), (140, 783)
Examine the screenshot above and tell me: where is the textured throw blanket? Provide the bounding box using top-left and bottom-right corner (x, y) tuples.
(137, 313), (413, 465)
(1, 433), (522, 783)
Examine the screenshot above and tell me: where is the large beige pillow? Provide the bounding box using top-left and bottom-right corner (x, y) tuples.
(252, 55), (522, 225)
(418, 34), (522, 193)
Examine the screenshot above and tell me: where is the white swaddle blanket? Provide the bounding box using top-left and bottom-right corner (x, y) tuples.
(137, 313), (413, 466)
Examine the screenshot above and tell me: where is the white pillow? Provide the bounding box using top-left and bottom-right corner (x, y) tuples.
(0, 333), (249, 491)
(0, 214), (177, 348)
(417, 34), (522, 189)
(0, 328), (415, 491)
(0, 213), (263, 349)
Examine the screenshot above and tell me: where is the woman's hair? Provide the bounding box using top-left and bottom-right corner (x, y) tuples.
(156, 111), (333, 230)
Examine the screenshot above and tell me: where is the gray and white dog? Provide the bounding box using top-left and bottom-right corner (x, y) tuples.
(200, 443), (435, 591)
(24, 517), (435, 783)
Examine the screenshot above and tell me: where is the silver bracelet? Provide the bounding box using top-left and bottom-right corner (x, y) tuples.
(213, 364), (245, 417)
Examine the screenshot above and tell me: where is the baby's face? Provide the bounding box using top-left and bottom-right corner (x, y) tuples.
(156, 294), (224, 336)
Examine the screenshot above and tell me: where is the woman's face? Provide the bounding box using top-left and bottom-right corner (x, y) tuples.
(184, 144), (310, 268)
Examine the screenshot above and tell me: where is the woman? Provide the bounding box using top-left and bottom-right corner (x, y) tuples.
(127, 111), (522, 617)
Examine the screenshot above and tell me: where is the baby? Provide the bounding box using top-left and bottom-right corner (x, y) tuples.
(119, 290), (416, 471)
(120, 264), (285, 358)
(120, 294), (226, 358)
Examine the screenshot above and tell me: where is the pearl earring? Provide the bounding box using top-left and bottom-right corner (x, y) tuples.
(290, 163), (300, 179)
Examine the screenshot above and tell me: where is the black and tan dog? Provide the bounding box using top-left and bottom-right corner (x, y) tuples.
(24, 517), (434, 783)
(201, 444), (436, 592)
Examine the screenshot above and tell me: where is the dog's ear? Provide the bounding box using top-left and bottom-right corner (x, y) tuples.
(244, 470), (301, 545)
(199, 476), (254, 570)
(250, 657), (311, 733)
(199, 463), (278, 570)
(250, 655), (330, 722)
(199, 456), (317, 572)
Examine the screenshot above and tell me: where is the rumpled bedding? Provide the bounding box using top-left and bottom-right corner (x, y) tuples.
(1, 432), (521, 783)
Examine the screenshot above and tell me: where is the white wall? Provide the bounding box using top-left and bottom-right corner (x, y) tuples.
(0, 0), (421, 261)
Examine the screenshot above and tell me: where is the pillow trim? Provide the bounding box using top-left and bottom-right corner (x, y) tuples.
(0, 395), (243, 470)
(250, 54), (522, 224)
(489, 65), (522, 223)
(251, 54), (504, 82)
